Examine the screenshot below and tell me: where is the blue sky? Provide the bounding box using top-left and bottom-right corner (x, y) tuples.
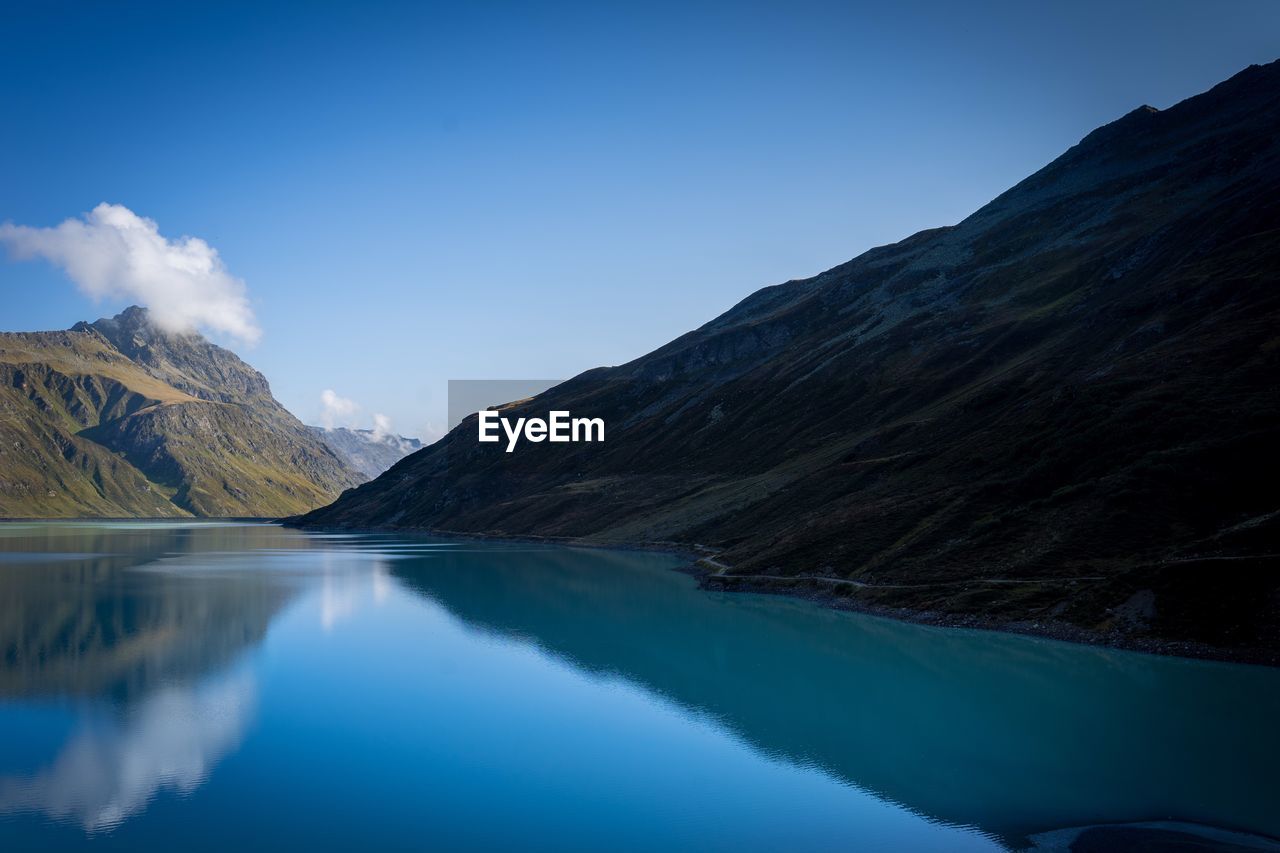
(2, 0), (1277, 439)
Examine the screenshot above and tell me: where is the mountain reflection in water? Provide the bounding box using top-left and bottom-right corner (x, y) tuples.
(0, 523), (299, 832)
(0, 522), (1277, 852)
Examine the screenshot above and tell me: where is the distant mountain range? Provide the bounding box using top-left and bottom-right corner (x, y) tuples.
(0, 306), (362, 517)
(308, 426), (422, 479)
(294, 61), (1280, 658)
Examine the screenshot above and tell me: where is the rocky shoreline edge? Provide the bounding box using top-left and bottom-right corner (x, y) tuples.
(280, 520), (1279, 668)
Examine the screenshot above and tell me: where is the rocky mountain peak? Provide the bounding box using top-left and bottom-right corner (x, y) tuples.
(4, 307), (363, 518)
(76, 306), (274, 404)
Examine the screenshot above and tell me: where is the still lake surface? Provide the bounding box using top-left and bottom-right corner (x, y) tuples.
(0, 521), (1278, 851)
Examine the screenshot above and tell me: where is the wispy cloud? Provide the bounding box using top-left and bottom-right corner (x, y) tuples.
(319, 389), (360, 429)
(0, 203), (260, 343)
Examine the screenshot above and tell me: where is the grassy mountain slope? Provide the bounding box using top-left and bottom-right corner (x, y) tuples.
(295, 62), (1280, 658)
(0, 310), (361, 517)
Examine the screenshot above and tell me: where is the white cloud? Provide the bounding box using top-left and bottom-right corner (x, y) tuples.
(318, 392), (415, 442)
(319, 389), (360, 429)
(0, 203), (260, 343)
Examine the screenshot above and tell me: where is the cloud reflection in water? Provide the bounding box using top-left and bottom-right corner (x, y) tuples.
(0, 667), (255, 831)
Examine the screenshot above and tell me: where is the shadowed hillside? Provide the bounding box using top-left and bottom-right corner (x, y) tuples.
(295, 62), (1280, 659)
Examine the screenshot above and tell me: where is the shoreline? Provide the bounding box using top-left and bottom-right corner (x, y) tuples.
(0, 516), (276, 523)
(281, 519), (1280, 668)
(695, 568), (1280, 668)
(10, 516), (1269, 667)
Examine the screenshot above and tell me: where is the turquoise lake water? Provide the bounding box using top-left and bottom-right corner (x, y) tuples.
(0, 521), (1277, 851)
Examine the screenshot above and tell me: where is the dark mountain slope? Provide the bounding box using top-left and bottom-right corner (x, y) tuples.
(1, 309), (362, 517)
(295, 62), (1280, 658)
